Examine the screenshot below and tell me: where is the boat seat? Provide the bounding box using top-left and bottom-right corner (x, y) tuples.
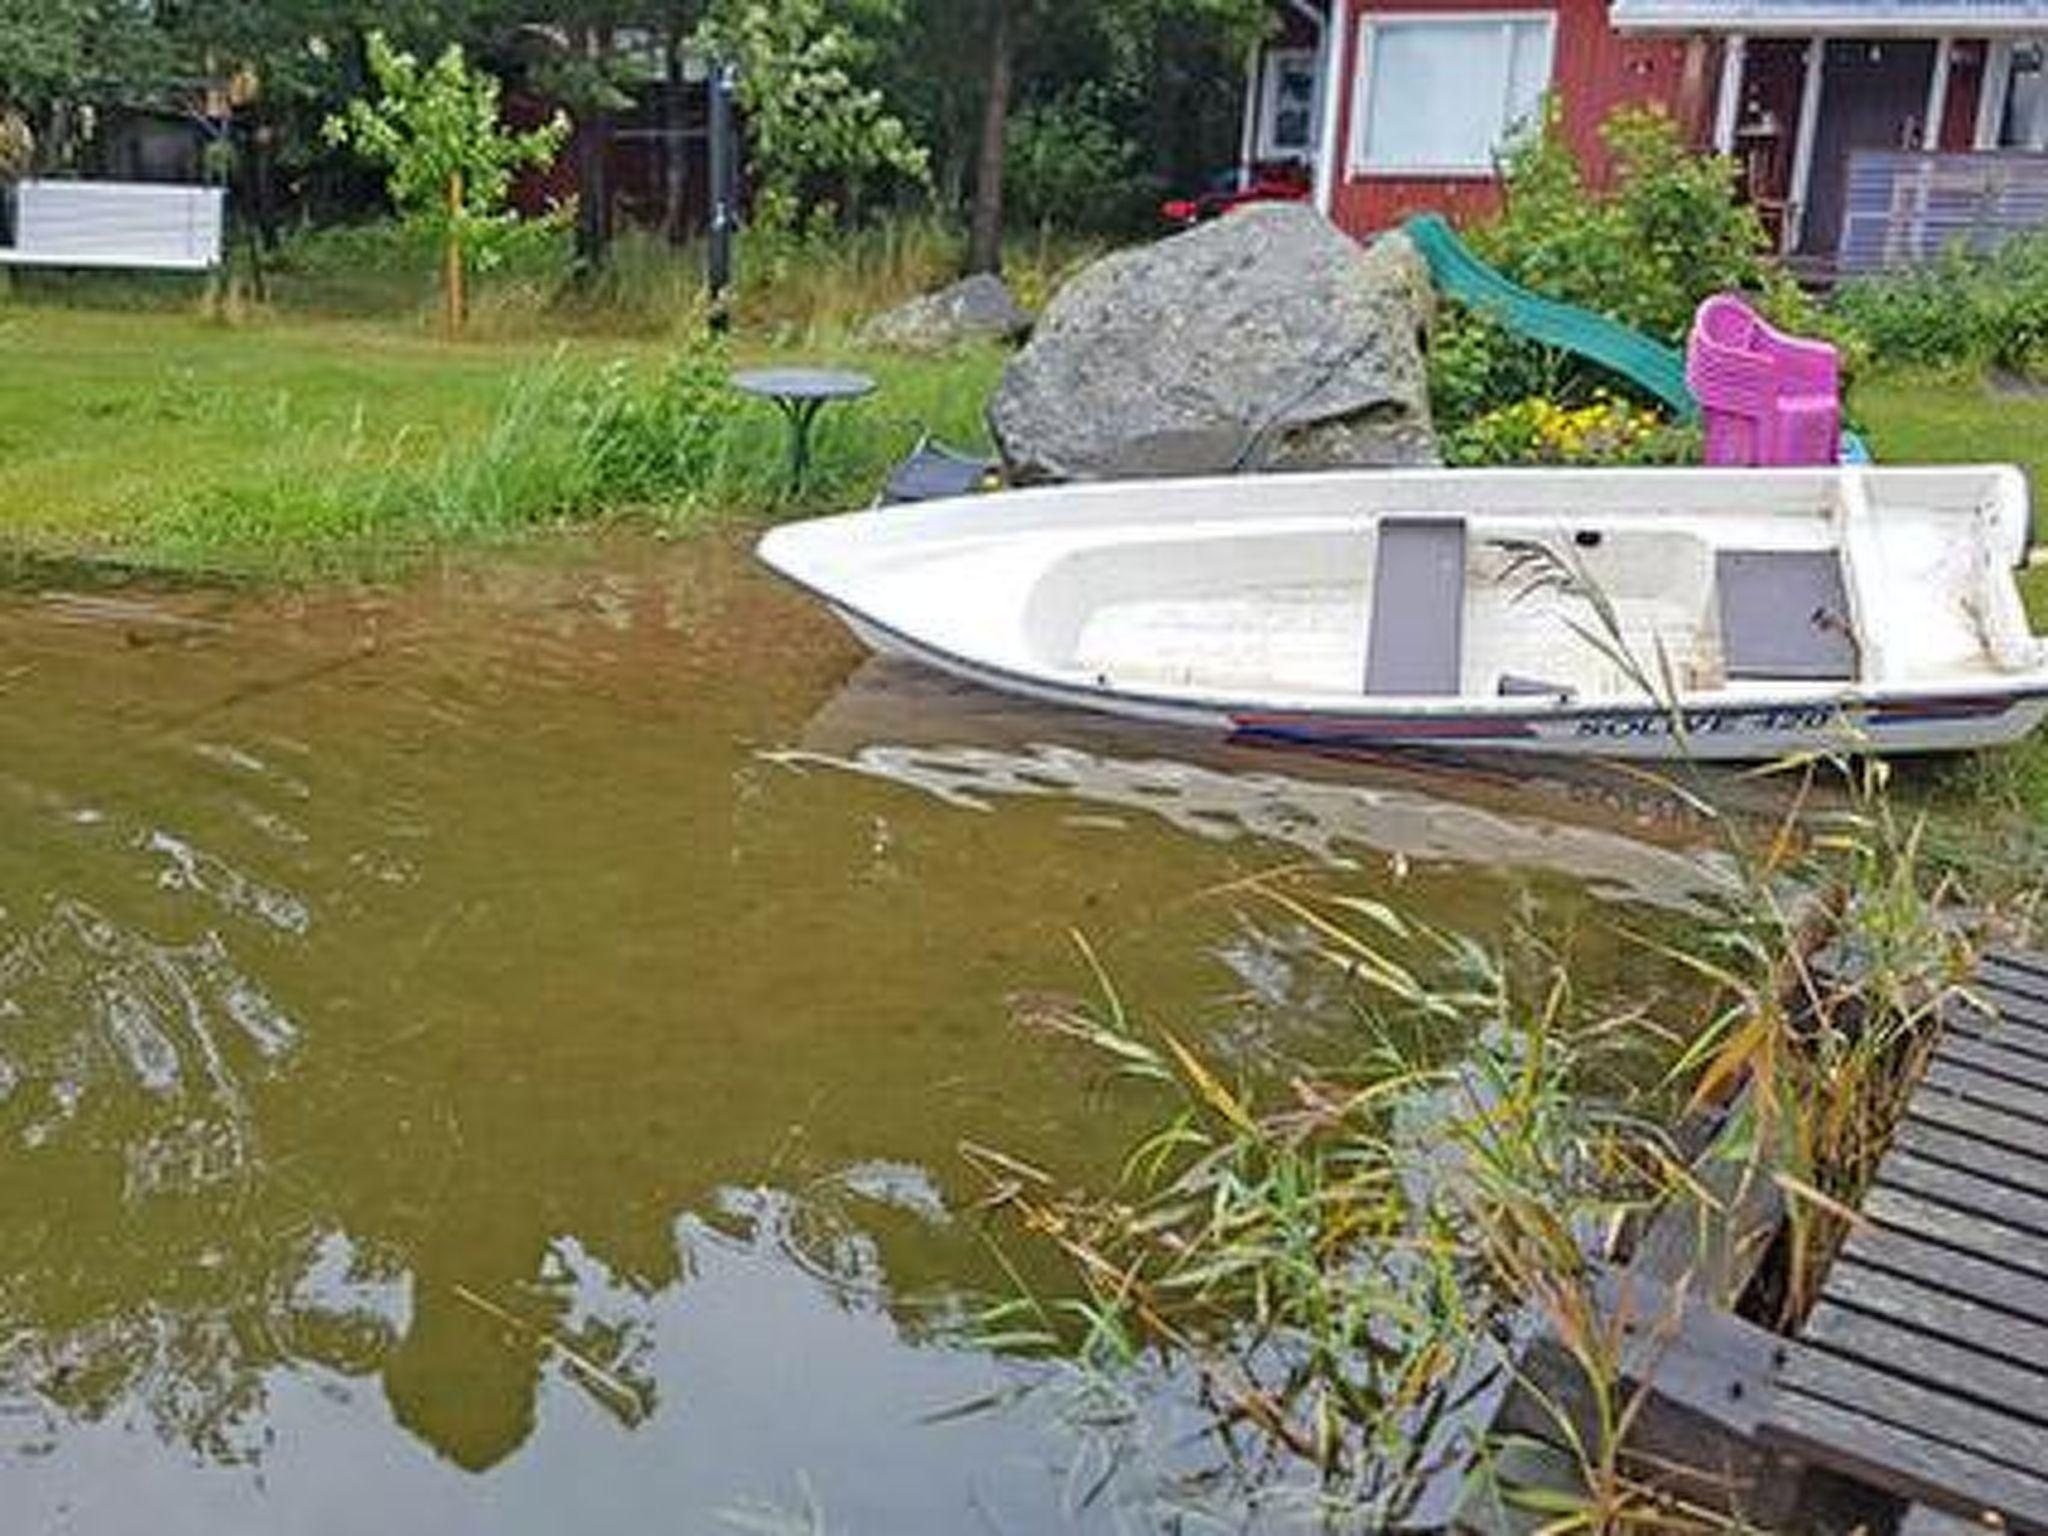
(1367, 517), (1466, 696)
(1716, 549), (1860, 681)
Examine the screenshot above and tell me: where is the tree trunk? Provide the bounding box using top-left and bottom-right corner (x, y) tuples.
(661, 27), (687, 245)
(572, 25), (615, 278)
(574, 114), (612, 276)
(966, 0), (1013, 275)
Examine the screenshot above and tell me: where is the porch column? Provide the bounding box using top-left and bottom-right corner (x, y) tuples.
(1712, 34), (1746, 155)
(1313, 0), (1350, 217)
(1924, 36), (1955, 149)
(1239, 45), (1261, 189)
(1786, 36), (1827, 253)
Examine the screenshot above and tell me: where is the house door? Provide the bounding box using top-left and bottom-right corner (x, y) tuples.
(1799, 38), (1937, 256)
(1735, 40), (1812, 251)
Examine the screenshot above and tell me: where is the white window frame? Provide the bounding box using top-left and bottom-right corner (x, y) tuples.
(1347, 10), (1559, 179)
(1259, 46), (1323, 160)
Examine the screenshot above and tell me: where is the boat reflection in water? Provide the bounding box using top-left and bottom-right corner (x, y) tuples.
(784, 659), (1762, 916)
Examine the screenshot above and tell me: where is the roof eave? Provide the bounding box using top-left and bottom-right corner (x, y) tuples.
(1612, 4), (2048, 33)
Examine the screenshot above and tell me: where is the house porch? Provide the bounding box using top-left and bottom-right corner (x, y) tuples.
(1614, 1), (2048, 270)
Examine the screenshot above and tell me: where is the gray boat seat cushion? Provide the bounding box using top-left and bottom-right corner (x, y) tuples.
(1716, 549), (1860, 681)
(1367, 517), (1467, 696)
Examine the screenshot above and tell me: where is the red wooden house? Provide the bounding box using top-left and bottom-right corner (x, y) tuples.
(1246, 0), (2048, 269)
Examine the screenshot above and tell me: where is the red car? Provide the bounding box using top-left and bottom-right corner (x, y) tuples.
(1160, 164), (1311, 228)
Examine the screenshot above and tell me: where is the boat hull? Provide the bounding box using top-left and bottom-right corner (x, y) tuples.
(765, 465), (2048, 765)
(835, 608), (2048, 762)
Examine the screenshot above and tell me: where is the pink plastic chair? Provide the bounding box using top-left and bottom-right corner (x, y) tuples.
(1686, 294), (1842, 467)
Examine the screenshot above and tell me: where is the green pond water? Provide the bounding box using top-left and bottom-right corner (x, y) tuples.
(0, 535), (1734, 1534)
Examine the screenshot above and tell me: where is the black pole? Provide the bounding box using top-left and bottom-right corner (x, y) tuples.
(707, 59), (738, 333)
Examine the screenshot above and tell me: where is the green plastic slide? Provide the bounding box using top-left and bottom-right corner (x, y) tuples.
(1403, 213), (1699, 423)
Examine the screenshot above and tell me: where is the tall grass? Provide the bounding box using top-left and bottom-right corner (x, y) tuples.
(1663, 760), (1972, 1324)
(972, 895), (1721, 1526)
(973, 760), (1976, 1527)
(133, 338), (1006, 576)
(20, 212), (1103, 345)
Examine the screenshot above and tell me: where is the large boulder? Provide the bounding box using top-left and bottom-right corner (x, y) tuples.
(989, 204), (1438, 482)
(860, 272), (1033, 353)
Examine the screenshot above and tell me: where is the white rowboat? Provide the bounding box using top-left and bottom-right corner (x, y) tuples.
(757, 466), (2048, 761)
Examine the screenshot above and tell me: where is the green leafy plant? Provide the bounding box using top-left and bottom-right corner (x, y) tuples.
(0, 109), (31, 177)
(700, 0), (931, 232)
(1004, 87), (1148, 235)
(1833, 230), (2048, 381)
(322, 31), (567, 334)
(1431, 100), (1828, 437)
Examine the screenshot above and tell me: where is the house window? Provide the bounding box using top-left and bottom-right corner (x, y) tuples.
(1351, 12), (1557, 176)
(1261, 48), (1321, 159)
(2004, 41), (2048, 150)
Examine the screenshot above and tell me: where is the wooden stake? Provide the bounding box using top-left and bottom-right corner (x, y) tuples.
(445, 170), (464, 335)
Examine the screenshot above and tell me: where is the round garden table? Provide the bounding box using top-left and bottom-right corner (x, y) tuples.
(731, 367), (877, 493)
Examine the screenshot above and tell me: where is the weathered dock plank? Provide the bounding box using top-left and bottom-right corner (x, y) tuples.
(1772, 1348), (2048, 1527)
(1814, 1266), (2048, 1413)
(1941, 1004), (2048, 1066)
(1844, 1221), (2048, 1319)
(1758, 951), (2048, 1534)
(1860, 1185), (2048, 1275)
(1935, 1029), (2048, 1090)
(1919, 1058), (2048, 1127)
(1890, 1118), (2048, 1202)
(1776, 1346), (2047, 1480)
(1803, 1299), (2048, 1429)
(1879, 1151), (2048, 1239)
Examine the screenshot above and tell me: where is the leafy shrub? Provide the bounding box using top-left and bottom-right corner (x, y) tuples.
(1832, 231), (2048, 380)
(1446, 393), (1700, 467)
(0, 111), (31, 177)
(703, 0), (932, 230)
(1006, 88), (1153, 235)
(1427, 310), (1577, 436)
(1430, 101), (1825, 434)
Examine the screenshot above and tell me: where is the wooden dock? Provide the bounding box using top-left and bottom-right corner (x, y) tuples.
(1760, 949), (2048, 1534)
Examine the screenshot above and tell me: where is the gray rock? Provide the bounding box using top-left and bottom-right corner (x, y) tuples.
(988, 204), (1438, 483)
(860, 272), (1032, 353)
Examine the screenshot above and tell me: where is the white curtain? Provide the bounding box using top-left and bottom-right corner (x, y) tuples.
(1359, 17), (1555, 173)
(2006, 42), (2048, 151)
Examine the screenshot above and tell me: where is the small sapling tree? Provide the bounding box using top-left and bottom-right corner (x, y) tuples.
(324, 32), (567, 334)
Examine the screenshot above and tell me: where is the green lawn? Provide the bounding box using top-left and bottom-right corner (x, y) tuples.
(0, 302), (1003, 575)
(0, 308), (549, 551)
